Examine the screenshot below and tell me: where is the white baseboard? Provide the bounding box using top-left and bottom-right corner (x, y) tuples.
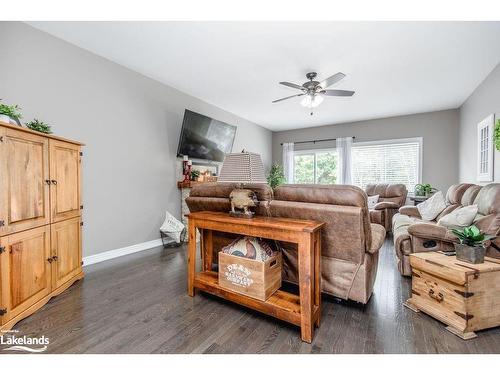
(83, 238), (163, 266)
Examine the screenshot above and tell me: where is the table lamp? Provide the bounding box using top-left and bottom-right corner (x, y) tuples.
(218, 150), (267, 218)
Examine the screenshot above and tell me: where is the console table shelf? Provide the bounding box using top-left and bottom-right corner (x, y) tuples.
(186, 211), (324, 343)
(194, 271), (320, 327)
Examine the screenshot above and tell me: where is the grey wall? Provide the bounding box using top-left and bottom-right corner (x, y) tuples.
(459, 62), (500, 183)
(0, 22), (272, 257)
(272, 109), (460, 192)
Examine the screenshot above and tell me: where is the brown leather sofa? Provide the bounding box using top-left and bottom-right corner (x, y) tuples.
(365, 183), (407, 232)
(186, 183), (386, 304)
(392, 183), (500, 276)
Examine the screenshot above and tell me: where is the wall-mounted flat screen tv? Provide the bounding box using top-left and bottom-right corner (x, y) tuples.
(177, 110), (237, 162)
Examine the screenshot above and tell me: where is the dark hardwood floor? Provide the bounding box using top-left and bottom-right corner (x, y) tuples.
(3, 236), (500, 354)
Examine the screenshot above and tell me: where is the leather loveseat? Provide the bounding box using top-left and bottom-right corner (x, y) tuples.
(365, 183), (407, 232)
(186, 183), (386, 304)
(392, 183), (500, 276)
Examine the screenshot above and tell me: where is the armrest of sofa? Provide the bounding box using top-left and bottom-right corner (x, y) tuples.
(368, 223), (386, 254)
(373, 201), (400, 210)
(399, 205), (421, 218)
(407, 223), (457, 243)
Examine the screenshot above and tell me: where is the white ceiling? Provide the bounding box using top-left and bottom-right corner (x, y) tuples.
(28, 21), (500, 131)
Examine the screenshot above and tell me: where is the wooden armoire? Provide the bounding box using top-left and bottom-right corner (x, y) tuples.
(0, 121), (84, 331)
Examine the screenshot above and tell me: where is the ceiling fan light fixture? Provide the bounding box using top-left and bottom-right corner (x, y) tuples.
(300, 93), (324, 108)
(312, 94), (324, 108)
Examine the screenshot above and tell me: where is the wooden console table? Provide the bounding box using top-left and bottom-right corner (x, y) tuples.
(186, 211), (324, 343)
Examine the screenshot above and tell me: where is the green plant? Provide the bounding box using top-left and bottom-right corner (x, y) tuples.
(494, 119), (500, 152)
(0, 100), (22, 120)
(452, 225), (496, 247)
(267, 164), (286, 188)
(25, 119), (52, 134)
(414, 183), (436, 196)
(190, 170), (200, 181)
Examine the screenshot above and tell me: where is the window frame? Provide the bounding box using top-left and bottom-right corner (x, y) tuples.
(476, 115), (494, 182)
(293, 147), (338, 184)
(351, 137), (423, 191)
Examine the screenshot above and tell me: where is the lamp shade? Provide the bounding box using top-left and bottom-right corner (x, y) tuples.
(218, 151), (267, 184)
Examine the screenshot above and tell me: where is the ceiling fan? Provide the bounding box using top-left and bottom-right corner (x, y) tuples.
(272, 72), (355, 115)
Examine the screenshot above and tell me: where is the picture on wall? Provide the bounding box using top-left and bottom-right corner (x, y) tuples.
(477, 114), (495, 182)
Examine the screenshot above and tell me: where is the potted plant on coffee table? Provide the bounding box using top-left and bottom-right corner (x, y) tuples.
(452, 225), (496, 264)
(0, 100), (23, 126)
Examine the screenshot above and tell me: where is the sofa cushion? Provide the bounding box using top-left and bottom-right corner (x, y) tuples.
(474, 183), (500, 216)
(274, 184), (367, 207)
(393, 213), (421, 231)
(417, 191), (446, 221)
(461, 185), (481, 206)
(269, 199), (367, 263)
(445, 183), (476, 205)
(189, 182), (273, 201)
(435, 204), (461, 221)
(437, 205), (478, 229)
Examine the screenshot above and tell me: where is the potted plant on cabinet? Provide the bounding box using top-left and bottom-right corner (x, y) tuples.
(0, 100), (23, 126)
(25, 119), (52, 134)
(452, 225), (496, 264)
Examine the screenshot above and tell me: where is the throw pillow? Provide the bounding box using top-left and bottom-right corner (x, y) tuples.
(222, 236), (279, 261)
(417, 191), (447, 221)
(367, 195), (379, 210)
(437, 205), (478, 229)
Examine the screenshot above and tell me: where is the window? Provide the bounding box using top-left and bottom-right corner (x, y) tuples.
(477, 115), (494, 182)
(293, 149), (338, 184)
(351, 138), (422, 193)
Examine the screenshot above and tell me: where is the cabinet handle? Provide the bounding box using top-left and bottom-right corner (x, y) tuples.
(45, 180), (52, 185)
(428, 289), (444, 303)
(47, 257), (53, 263)
(51, 180), (58, 185)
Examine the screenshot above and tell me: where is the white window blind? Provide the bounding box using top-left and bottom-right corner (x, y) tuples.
(352, 139), (421, 193)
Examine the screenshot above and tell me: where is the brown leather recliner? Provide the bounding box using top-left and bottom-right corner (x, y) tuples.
(186, 183), (386, 304)
(392, 183), (500, 276)
(365, 183), (407, 232)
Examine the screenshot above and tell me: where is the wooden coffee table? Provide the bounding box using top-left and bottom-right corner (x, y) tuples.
(186, 211), (324, 343)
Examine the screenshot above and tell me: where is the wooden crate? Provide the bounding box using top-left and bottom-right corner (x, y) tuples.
(405, 252), (500, 340)
(218, 252), (282, 301)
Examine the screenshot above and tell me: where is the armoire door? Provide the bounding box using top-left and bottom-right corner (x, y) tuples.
(0, 225), (52, 323)
(0, 127), (50, 236)
(51, 217), (82, 289)
(49, 139), (81, 223)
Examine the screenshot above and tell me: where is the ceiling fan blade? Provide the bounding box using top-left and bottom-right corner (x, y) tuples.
(321, 89), (355, 97)
(279, 82), (305, 91)
(318, 72), (346, 89)
(272, 93), (305, 103)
